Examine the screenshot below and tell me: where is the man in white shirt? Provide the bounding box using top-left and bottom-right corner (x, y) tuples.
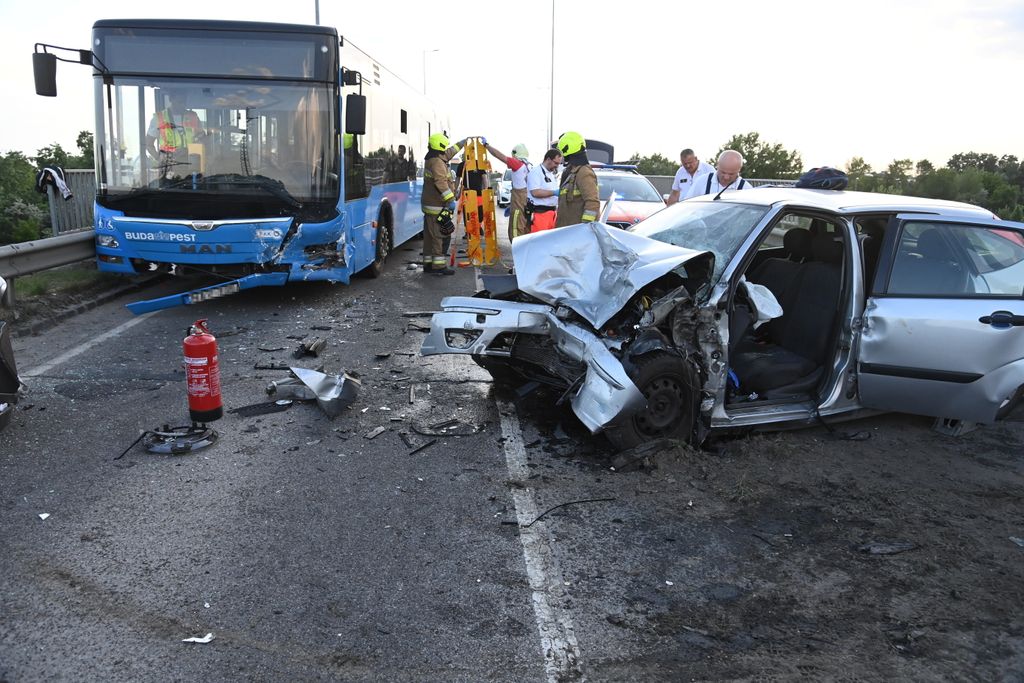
(666, 148), (714, 205)
(686, 149), (751, 199)
(526, 149), (562, 232)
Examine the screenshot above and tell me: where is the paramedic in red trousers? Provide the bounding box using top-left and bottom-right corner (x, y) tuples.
(526, 148), (562, 232)
(685, 149), (751, 198)
(484, 142), (532, 240)
(554, 132), (600, 227)
(666, 148), (714, 205)
(421, 133), (466, 275)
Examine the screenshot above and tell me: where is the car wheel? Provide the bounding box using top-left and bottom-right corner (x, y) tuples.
(605, 351), (698, 450)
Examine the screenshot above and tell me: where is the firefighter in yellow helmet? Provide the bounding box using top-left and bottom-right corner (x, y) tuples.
(421, 132), (466, 274)
(554, 132), (600, 227)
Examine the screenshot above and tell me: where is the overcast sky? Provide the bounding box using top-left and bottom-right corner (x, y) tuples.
(2, 0), (1022, 173)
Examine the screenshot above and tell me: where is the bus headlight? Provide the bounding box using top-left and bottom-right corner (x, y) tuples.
(97, 234), (120, 248)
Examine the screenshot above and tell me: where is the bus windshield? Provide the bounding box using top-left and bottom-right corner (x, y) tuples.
(96, 78), (338, 218)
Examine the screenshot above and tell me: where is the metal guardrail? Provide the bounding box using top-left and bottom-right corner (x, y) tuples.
(46, 169), (95, 236)
(0, 231), (96, 280)
(0, 231), (97, 306)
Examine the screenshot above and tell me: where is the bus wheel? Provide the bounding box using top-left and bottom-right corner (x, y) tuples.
(368, 210), (392, 279)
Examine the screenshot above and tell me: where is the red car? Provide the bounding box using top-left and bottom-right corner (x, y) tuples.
(592, 165), (666, 228)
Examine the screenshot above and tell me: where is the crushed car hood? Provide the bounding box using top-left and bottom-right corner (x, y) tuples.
(511, 222), (713, 328)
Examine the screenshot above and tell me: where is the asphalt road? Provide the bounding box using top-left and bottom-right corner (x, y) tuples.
(2, 216), (1023, 682)
(0, 220), (593, 682)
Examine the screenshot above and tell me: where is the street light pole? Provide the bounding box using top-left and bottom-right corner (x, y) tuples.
(315, 0), (320, 25)
(422, 49), (439, 96)
(548, 0), (555, 146)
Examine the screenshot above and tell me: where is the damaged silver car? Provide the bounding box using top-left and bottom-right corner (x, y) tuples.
(422, 188), (1024, 449)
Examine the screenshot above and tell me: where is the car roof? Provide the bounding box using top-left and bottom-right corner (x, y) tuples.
(593, 166), (643, 176)
(689, 186), (996, 219)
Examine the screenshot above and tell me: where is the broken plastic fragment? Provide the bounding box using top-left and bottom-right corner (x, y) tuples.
(38, 513), (50, 521)
(288, 367), (361, 418)
(182, 633), (215, 643)
(364, 426), (386, 439)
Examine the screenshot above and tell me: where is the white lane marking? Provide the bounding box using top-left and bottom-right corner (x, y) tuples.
(496, 398), (586, 683)
(22, 312), (156, 377)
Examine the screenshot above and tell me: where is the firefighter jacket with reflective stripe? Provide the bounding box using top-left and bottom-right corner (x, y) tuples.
(422, 145), (461, 215)
(555, 163), (600, 227)
(155, 110), (202, 152)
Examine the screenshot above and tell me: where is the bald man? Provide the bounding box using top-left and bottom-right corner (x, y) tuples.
(685, 149), (751, 199)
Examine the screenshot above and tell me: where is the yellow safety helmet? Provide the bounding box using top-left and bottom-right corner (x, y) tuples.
(512, 143), (529, 160)
(557, 131), (586, 157)
(428, 133), (451, 151)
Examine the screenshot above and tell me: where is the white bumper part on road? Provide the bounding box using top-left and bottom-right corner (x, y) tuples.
(421, 296), (644, 433)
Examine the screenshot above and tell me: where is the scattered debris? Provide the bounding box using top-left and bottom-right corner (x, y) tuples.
(1010, 537), (1024, 548)
(38, 513), (50, 521)
(401, 311), (437, 317)
(408, 439), (437, 455)
(412, 419), (484, 436)
(293, 337), (326, 358)
(254, 362), (292, 370)
(143, 424), (219, 455)
(311, 325), (333, 331)
(375, 352), (392, 359)
(398, 432), (416, 448)
(364, 426), (387, 439)
(289, 367), (360, 418)
(286, 334), (307, 341)
(857, 541), (917, 555)
(504, 497), (617, 528)
(182, 633), (215, 644)
(266, 377), (317, 401)
(405, 321), (431, 333)
(229, 400), (292, 417)
(257, 345), (286, 352)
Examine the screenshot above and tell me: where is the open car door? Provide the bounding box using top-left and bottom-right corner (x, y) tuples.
(857, 214), (1024, 422)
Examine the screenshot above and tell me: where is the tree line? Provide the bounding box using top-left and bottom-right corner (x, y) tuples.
(2, 130), (1021, 247)
(0, 132), (93, 245)
(629, 132), (1024, 221)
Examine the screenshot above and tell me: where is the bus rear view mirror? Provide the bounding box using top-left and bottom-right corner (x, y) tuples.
(33, 52), (57, 97)
(345, 94), (366, 135)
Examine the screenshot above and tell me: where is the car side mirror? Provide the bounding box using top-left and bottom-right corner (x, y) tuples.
(33, 52), (57, 96)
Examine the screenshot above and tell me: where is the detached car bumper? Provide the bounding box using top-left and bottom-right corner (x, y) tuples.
(421, 296), (644, 432)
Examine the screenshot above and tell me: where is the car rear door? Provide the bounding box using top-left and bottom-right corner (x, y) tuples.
(857, 214), (1024, 422)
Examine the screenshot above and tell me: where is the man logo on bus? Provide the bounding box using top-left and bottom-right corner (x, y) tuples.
(180, 244), (233, 254)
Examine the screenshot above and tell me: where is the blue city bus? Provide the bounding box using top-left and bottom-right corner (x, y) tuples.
(60, 19), (447, 313)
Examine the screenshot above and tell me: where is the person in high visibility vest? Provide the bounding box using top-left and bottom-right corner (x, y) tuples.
(421, 133), (466, 274)
(146, 90), (204, 163)
(484, 142), (531, 241)
(554, 132), (600, 227)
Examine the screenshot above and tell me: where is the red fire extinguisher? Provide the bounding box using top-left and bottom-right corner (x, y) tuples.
(183, 319), (223, 423)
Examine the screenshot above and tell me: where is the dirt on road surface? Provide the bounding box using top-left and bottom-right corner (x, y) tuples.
(512, 390), (1024, 681)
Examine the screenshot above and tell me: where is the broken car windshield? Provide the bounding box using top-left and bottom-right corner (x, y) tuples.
(630, 201), (768, 281)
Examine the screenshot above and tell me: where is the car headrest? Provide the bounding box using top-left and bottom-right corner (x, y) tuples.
(811, 234), (844, 264)
(914, 229), (954, 261)
(783, 228), (813, 261)
(859, 217), (886, 240)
